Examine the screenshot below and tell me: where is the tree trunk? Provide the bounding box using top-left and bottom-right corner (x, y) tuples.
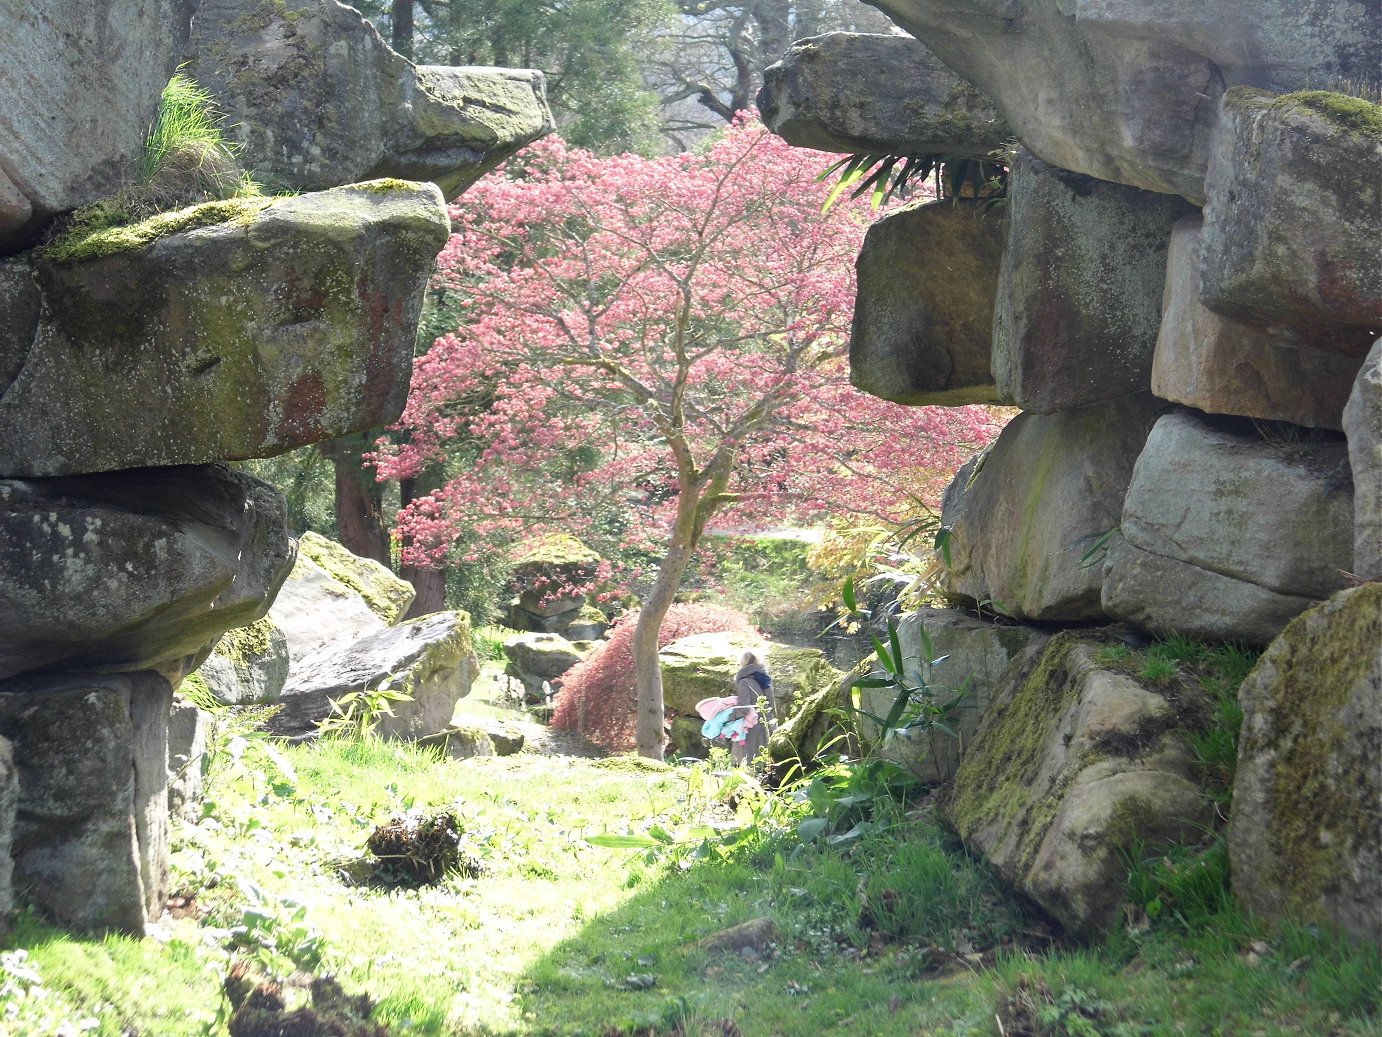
(400, 464), (448, 618)
(391, 0), (414, 59)
(319, 432), (391, 566)
(632, 449), (736, 759)
(631, 520), (702, 759)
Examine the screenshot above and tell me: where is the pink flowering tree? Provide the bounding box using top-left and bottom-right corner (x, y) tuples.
(375, 118), (998, 758)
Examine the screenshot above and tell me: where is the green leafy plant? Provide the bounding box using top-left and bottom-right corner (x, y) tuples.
(842, 579), (971, 749)
(317, 678), (415, 740)
(818, 150), (1010, 212)
(1072, 527), (1118, 569)
(225, 880), (327, 977)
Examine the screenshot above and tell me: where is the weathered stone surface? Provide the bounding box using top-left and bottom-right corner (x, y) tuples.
(1153, 218), (1368, 431)
(549, 605), (611, 642)
(0, 465), (294, 681)
(1201, 89), (1382, 332)
(1103, 410), (1354, 644)
(944, 633), (1211, 939)
(659, 633), (836, 722)
(504, 633), (588, 683)
(418, 719), (524, 759)
(1344, 341), (1382, 580)
(851, 200), (1005, 405)
(269, 611), (478, 742)
(297, 530), (414, 624)
(0, 182), (450, 476)
(868, 0), (1379, 200)
(1230, 584), (1382, 946)
(854, 609), (1051, 783)
(186, 0), (552, 201)
(517, 590), (586, 619)
(758, 32), (1007, 158)
(416, 725), (496, 760)
(198, 616), (290, 706)
(0, 736), (16, 934)
(269, 552), (387, 668)
(0, 671), (173, 933)
(940, 396), (1167, 621)
(0, 1), (196, 251)
(508, 601), (611, 641)
(167, 696), (211, 822)
(993, 151), (1192, 412)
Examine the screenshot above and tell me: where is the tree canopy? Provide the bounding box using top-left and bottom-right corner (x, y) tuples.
(375, 118), (998, 756)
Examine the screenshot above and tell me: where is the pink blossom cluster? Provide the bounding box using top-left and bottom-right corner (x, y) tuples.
(372, 116), (1001, 578)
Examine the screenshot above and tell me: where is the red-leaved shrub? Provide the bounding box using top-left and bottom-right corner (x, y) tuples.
(551, 602), (758, 751)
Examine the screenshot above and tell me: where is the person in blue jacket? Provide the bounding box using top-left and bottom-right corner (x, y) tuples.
(731, 648), (775, 767)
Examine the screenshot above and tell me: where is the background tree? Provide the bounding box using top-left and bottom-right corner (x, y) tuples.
(357, 0), (676, 152)
(375, 120), (998, 757)
(652, 1), (895, 145)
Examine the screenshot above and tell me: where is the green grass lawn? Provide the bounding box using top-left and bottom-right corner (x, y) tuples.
(1, 706), (1377, 1037)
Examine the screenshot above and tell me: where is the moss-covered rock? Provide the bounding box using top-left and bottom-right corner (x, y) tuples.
(943, 631), (1211, 939)
(658, 633), (837, 721)
(185, 0), (552, 200)
(297, 531), (414, 625)
(503, 633), (587, 683)
(416, 724), (497, 760)
(197, 615), (290, 706)
(1229, 583), (1382, 945)
(1201, 88), (1382, 333)
(759, 31), (1008, 158)
(852, 608), (1051, 783)
(0, 180), (450, 477)
(940, 394), (1167, 621)
(268, 610), (479, 743)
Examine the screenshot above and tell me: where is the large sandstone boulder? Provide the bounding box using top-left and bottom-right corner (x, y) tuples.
(268, 611), (479, 742)
(939, 395), (1167, 621)
(0, 182), (450, 476)
(944, 633), (1211, 939)
(1200, 89), (1382, 333)
(268, 550), (389, 667)
(504, 633), (588, 683)
(167, 696), (211, 822)
(197, 616), (290, 706)
(1152, 217), (1368, 431)
(1103, 410), (1354, 645)
(1230, 584), (1382, 946)
(1344, 341), (1382, 580)
(992, 151), (1191, 413)
(0, 671), (173, 933)
(868, 0), (1378, 201)
(853, 609), (1051, 783)
(186, 0), (553, 200)
(0, 1), (196, 251)
(758, 32), (1008, 158)
(503, 632), (590, 703)
(297, 530), (415, 624)
(0, 465), (294, 682)
(850, 200), (1006, 405)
